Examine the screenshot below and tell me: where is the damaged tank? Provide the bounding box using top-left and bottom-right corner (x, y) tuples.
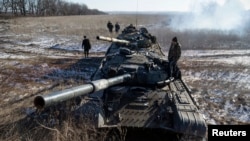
(34, 25), (207, 140)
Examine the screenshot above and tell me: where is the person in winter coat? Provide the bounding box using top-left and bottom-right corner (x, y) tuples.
(168, 36), (181, 78)
(115, 22), (120, 33)
(82, 36), (91, 58)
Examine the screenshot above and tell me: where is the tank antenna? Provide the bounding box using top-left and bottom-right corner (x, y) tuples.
(136, 0), (138, 28)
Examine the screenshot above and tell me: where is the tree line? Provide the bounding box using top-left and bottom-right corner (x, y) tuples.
(0, 0), (106, 16)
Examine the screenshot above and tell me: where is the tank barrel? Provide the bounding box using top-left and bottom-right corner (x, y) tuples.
(34, 74), (131, 109)
(96, 36), (130, 45)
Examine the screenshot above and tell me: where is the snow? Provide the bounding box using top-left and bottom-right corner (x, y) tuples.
(183, 49), (250, 57)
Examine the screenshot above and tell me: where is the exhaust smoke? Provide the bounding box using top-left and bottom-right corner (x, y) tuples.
(169, 0), (250, 35)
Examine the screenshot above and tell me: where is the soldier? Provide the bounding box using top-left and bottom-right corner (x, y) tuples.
(168, 37), (181, 78)
(115, 22), (120, 33)
(128, 24), (136, 30)
(122, 24), (136, 33)
(107, 21), (113, 33)
(82, 36), (91, 58)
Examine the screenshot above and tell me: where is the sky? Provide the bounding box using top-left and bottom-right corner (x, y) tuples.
(67, 0), (250, 12)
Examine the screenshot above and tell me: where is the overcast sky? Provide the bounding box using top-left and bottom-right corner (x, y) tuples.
(67, 0), (250, 12)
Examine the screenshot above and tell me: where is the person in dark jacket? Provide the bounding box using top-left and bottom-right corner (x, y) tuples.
(115, 22), (120, 33)
(168, 36), (181, 78)
(82, 36), (91, 58)
(107, 21), (113, 33)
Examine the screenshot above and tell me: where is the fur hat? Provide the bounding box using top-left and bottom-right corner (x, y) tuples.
(172, 37), (177, 42)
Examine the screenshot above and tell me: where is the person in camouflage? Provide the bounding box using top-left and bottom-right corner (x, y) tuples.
(168, 37), (181, 78)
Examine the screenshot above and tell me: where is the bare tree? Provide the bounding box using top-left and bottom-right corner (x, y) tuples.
(27, 0), (36, 15)
(0, 0), (3, 13)
(0, 0), (105, 17)
(2, 0), (10, 14)
(18, 0), (26, 16)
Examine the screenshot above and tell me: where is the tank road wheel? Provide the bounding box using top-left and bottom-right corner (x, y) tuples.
(104, 128), (122, 141)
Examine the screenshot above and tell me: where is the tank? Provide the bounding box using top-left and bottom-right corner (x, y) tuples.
(34, 25), (207, 140)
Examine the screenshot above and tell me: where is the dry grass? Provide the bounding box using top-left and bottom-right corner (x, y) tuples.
(7, 14), (250, 49)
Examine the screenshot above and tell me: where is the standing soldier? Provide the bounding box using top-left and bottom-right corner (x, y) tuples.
(82, 36), (91, 58)
(115, 22), (120, 33)
(107, 21), (113, 33)
(168, 37), (181, 78)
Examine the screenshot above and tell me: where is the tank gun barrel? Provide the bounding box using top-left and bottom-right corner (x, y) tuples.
(34, 74), (131, 109)
(96, 36), (130, 45)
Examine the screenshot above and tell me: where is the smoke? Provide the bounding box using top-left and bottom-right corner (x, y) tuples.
(169, 0), (250, 34)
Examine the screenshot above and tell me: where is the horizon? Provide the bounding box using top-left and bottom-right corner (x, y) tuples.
(67, 0), (250, 12)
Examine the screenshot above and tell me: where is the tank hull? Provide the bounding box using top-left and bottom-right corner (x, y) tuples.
(92, 26), (207, 139)
(97, 79), (207, 138)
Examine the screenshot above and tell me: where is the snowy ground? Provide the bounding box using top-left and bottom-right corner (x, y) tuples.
(180, 50), (250, 124)
(0, 17), (249, 129)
